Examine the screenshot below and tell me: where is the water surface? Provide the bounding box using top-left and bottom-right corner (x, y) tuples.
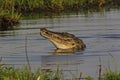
(0, 10), (120, 78)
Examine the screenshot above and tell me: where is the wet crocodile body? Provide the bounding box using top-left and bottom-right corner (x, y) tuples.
(40, 28), (86, 50)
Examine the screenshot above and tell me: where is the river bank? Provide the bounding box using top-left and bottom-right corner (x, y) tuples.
(0, 0), (120, 30)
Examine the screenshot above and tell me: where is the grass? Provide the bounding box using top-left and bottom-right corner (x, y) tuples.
(0, 0), (21, 30)
(0, 8), (21, 31)
(0, 13), (21, 30)
(0, 0), (120, 14)
(0, 64), (64, 80)
(0, 64), (120, 80)
(104, 70), (120, 80)
(0, 0), (120, 30)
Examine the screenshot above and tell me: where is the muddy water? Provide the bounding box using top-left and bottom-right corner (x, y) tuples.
(0, 10), (120, 78)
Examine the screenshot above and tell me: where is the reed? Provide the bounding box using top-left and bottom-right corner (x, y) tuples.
(0, 0), (120, 18)
(0, 65), (64, 80)
(1, 64), (120, 80)
(0, 9), (21, 30)
(0, 0), (21, 30)
(104, 70), (120, 80)
(0, 0), (120, 14)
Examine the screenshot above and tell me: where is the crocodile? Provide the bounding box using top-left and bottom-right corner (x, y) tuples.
(40, 28), (86, 50)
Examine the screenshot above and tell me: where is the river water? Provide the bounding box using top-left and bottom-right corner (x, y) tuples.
(0, 10), (120, 78)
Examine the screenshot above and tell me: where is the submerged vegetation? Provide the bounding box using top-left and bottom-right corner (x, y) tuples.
(0, 0), (120, 30)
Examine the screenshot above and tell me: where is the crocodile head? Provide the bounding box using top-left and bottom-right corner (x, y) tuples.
(40, 28), (86, 50)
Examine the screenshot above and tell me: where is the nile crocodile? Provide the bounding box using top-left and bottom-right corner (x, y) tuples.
(40, 28), (86, 50)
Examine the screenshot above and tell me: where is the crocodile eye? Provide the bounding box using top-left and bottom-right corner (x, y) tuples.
(45, 32), (48, 34)
(72, 43), (75, 45)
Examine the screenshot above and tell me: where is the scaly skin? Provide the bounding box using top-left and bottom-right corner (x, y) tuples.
(40, 28), (86, 50)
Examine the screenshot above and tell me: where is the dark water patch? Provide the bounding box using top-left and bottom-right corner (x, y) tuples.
(41, 55), (84, 66)
(78, 33), (120, 39)
(84, 49), (120, 55)
(0, 37), (42, 42)
(96, 34), (120, 39)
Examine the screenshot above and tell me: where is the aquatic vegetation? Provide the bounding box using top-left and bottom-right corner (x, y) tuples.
(0, 10), (21, 30)
(0, 0), (120, 14)
(0, 0), (21, 30)
(0, 65), (64, 80)
(1, 63), (120, 80)
(104, 70), (120, 80)
(0, 0), (120, 30)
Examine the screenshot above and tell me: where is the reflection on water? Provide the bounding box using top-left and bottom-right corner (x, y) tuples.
(0, 10), (120, 78)
(41, 55), (83, 67)
(53, 48), (84, 55)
